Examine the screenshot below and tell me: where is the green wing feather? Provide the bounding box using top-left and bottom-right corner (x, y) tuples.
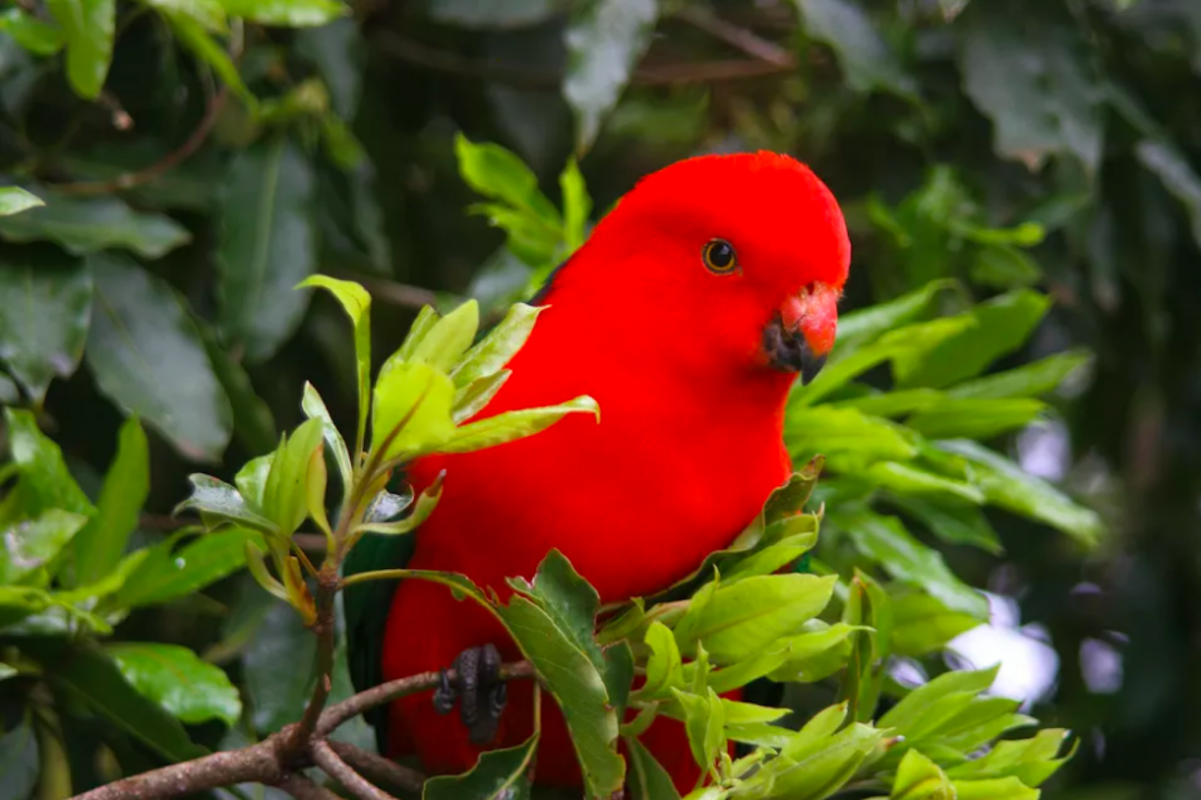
(343, 529), (416, 752)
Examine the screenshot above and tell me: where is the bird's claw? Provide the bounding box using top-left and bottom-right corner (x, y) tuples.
(431, 643), (507, 744)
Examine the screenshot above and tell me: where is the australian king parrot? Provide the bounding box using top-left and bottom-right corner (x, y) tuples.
(345, 150), (850, 792)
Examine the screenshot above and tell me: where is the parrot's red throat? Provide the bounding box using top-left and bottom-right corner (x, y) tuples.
(764, 282), (839, 383)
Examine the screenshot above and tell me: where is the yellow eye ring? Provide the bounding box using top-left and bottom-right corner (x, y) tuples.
(702, 239), (739, 274)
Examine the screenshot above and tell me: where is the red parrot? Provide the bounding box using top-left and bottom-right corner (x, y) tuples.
(346, 151), (849, 793)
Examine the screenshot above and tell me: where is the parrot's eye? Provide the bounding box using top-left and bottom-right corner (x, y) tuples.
(702, 239), (739, 274)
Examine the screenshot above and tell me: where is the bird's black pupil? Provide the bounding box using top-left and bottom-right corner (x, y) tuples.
(709, 241), (733, 268)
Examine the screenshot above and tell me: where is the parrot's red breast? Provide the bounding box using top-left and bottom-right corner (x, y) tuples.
(381, 151), (850, 792)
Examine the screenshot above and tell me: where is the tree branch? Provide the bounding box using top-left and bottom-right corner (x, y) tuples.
(675, 6), (795, 67)
(327, 742), (425, 796)
(69, 661), (533, 800)
(312, 741), (399, 800)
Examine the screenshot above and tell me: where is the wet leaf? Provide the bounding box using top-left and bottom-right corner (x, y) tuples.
(217, 137), (317, 363)
(0, 191), (190, 257)
(107, 642), (241, 726)
(86, 253), (232, 462)
(563, 0), (658, 152)
(0, 247), (92, 402)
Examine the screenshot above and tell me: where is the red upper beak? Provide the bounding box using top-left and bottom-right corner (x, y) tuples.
(781, 282), (839, 358)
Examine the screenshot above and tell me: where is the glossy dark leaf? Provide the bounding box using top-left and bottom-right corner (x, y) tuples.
(563, 0), (658, 151)
(0, 247), (91, 402)
(0, 509), (88, 584)
(0, 714), (39, 800)
(217, 137), (317, 363)
(22, 638), (203, 761)
(0, 192), (190, 257)
(427, 0), (563, 29)
(794, 0), (916, 98)
(86, 253), (233, 462)
(243, 599), (317, 731)
(957, 0), (1103, 172)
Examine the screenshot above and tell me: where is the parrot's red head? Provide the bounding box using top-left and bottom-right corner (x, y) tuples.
(537, 151), (849, 386)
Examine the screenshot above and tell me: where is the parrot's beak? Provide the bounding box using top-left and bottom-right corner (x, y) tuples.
(763, 283), (839, 384)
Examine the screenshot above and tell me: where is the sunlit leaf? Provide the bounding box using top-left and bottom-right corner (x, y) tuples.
(46, 0), (114, 99)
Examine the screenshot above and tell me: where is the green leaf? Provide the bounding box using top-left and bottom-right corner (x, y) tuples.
(109, 528), (256, 609)
(495, 561), (624, 797)
(948, 350), (1090, 400)
(563, 0), (658, 152)
(891, 749), (954, 800)
(0, 192), (190, 257)
(164, 11), (254, 106)
(969, 246), (1043, 290)
(560, 158), (592, 252)
(302, 382), (352, 493)
(865, 461), (984, 504)
(86, 253), (233, 462)
(888, 494), (1002, 554)
(639, 621), (685, 698)
(0, 248), (92, 402)
(891, 592), (982, 658)
(295, 17), (362, 119)
(833, 388), (944, 418)
(455, 135), (561, 229)
(893, 291), (1051, 389)
(422, 733), (539, 800)
(46, 0), (114, 98)
(408, 299), (480, 372)
(673, 686), (724, 775)
(939, 439), (1102, 546)
(951, 778), (1039, 800)
(674, 574), (838, 663)
(217, 137), (317, 363)
(833, 280), (950, 355)
(832, 508), (987, 618)
(947, 728), (1071, 786)
(957, 0), (1103, 172)
(451, 302), (543, 387)
(0, 186), (45, 215)
(0, 509), (88, 584)
(625, 736), (681, 800)
(137, 0), (227, 31)
(262, 418), (324, 535)
(786, 406), (917, 466)
(371, 361), (457, 461)
(454, 370), (512, 424)
(218, 0), (346, 27)
(770, 721), (885, 799)
(242, 598), (317, 730)
(299, 275), (370, 454)
(4, 407), (93, 516)
(794, 0), (915, 98)
(107, 642), (242, 727)
(71, 416), (148, 586)
(438, 395), (599, 454)
(22, 638), (203, 761)
(879, 665), (998, 735)
(176, 474), (276, 532)
(905, 398), (1046, 440)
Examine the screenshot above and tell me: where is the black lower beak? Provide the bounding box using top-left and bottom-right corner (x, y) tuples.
(763, 316), (827, 384)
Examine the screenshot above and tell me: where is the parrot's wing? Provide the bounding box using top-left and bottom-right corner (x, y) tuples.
(342, 529), (416, 751)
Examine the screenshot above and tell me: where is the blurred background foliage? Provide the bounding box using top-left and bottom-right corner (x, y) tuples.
(2, 0), (1201, 797)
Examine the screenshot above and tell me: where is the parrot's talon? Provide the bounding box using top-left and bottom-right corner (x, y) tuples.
(429, 644), (508, 744)
(432, 668), (456, 715)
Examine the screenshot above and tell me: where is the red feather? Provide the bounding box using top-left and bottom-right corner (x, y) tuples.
(381, 151), (849, 792)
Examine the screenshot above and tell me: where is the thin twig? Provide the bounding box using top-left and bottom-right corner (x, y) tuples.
(327, 742), (426, 796)
(373, 32), (795, 88)
(50, 86), (229, 196)
(336, 271), (440, 310)
(312, 741), (399, 800)
(275, 774), (343, 800)
(287, 569), (341, 755)
(675, 6), (795, 67)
